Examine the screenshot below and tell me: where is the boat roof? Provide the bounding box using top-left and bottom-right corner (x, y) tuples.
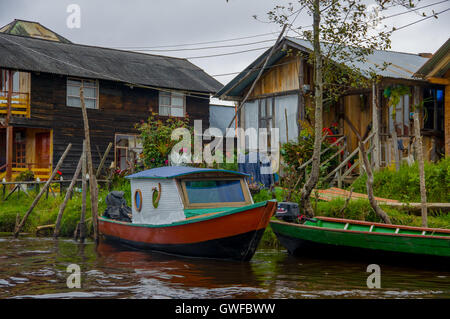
(126, 166), (249, 179)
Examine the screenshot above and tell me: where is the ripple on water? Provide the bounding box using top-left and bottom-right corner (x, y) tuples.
(1, 236), (449, 299)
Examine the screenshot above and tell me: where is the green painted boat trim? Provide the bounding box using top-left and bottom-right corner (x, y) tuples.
(100, 200), (272, 228)
(270, 218), (450, 257)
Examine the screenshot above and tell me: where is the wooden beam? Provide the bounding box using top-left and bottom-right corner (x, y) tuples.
(80, 89), (99, 242)
(5, 126), (13, 182)
(53, 152), (83, 238)
(372, 82), (380, 170)
(96, 142), (113, 178)
(426, 77), (450, 86)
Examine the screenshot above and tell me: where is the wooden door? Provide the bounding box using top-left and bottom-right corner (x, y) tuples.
(35, 132), (51, 169)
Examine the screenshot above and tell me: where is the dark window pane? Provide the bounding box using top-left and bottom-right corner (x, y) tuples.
(185, 180), (245, 203)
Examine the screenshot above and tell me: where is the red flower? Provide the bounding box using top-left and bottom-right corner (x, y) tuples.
(57, 170), (62, 175)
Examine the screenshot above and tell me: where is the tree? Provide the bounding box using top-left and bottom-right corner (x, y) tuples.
(264, 0), (418, 221)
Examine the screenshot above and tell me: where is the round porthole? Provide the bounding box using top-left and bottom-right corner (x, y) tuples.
(134, 189), (143, 212)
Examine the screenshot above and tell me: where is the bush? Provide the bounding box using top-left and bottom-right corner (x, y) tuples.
(15, 170), (35, 182)
(351, 157), (450, 203)
(280, 122), (341, 190)
(137, 113), (192, 169)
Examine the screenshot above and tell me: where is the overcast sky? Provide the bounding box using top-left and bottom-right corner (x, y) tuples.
(1, 0), (449, 92)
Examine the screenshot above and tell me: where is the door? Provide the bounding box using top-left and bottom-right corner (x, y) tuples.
(35, 132), (51, 169)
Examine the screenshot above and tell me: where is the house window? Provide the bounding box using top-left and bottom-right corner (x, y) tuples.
(67, 78), (99, 109)
(115, 134), (143, 170)
(423, 88), (444, 132)
(159, 91), (185, 117)
(0, 70), (20, 103)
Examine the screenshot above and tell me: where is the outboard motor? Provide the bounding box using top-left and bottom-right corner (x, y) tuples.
(275, 202), (300, 223)
(103, 191), (132, 222)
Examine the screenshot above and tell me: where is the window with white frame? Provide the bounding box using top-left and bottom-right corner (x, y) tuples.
(67, 78), (99, 109)
(159, 91), (185, 117)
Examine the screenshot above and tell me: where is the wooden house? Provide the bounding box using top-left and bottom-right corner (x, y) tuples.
(216, 36), (446, 182)
(415, 38), (450, 157)
(0, 20), (222, 181)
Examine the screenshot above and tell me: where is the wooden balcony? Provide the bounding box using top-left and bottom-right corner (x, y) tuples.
(0, 91), (30, 118)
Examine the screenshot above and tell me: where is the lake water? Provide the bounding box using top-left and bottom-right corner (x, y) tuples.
(0, 236), (449, 299)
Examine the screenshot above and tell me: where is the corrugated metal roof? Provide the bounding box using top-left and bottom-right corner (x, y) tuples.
(287, 37), (430, 79)
(217, 36), (430, 99)
(0, 32), (223, 93)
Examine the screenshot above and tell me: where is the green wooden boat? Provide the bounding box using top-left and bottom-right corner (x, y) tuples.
(270, 217), (450, 259)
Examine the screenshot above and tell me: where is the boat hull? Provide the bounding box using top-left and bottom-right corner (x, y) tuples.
(99, 201), (276, 261)
(270, 218), (450, 260)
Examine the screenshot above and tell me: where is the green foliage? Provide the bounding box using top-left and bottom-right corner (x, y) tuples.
(137, 113), (192, 169)
(351, 157), (450, 203)
(383, 85), (411, 119)
(15, 170), (35, 182)
(252, 187), (285, 203)
(280, 122), (340, 191)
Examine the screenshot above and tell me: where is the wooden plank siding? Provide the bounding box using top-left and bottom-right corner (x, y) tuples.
(249, 55), (301, 98)
(9, 72), (210, 179)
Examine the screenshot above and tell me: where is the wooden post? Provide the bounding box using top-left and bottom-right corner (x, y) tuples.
(5, 70), (13, 182)
(53, 153), (83, 238)
(80, 89), (99, 241)
(284, 108), (289, 142)
(5, 126), (13, 182)
(96, 142), (113, 178)
(14, 143), (72, 237)
(413, 86), (427, 227)
(79, 140), (87, 242)
(391, 124), (400, 171)
(372, 82), (380, 170)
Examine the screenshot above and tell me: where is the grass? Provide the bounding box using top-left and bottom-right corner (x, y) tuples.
(0, 179), (131, 237)
(351, 157), (450, 203)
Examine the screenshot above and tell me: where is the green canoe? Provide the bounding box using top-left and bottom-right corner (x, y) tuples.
(270, 217), (450, 258)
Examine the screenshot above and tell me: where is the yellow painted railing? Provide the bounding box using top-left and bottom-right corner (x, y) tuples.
(0, 164), (52, 181)
(0, 92), (30, 118)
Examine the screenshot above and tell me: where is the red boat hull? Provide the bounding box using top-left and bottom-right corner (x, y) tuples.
(98, 201), (276, 261)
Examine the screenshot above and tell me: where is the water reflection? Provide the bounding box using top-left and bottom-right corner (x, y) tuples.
(0, 236), (448, 299)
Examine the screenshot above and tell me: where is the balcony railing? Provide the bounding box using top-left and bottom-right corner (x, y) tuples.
(0, 162), (51, 181)
(0, 91), (30, 118)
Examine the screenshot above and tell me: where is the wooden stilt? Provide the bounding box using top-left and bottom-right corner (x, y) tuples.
(53, 153), (83, 238)
(413, 86), (428, 227)
(79, 140), (87, 242)
(96, 142), (112, 178)
(5, 70), (13, 182)
(5, 126), (13, 182)
(80, 89), (99, 242)
(13, 143), (72, 238)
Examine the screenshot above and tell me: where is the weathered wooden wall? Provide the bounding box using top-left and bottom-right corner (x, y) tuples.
(249, 55), (301, 98)
(10, 72), (210, 178)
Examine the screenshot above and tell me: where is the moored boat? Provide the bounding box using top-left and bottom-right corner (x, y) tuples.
(99, 166), (276, 261)
(270, 216), (450, 259)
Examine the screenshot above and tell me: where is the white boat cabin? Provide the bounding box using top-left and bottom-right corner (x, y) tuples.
(126, 166), (253, 225)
